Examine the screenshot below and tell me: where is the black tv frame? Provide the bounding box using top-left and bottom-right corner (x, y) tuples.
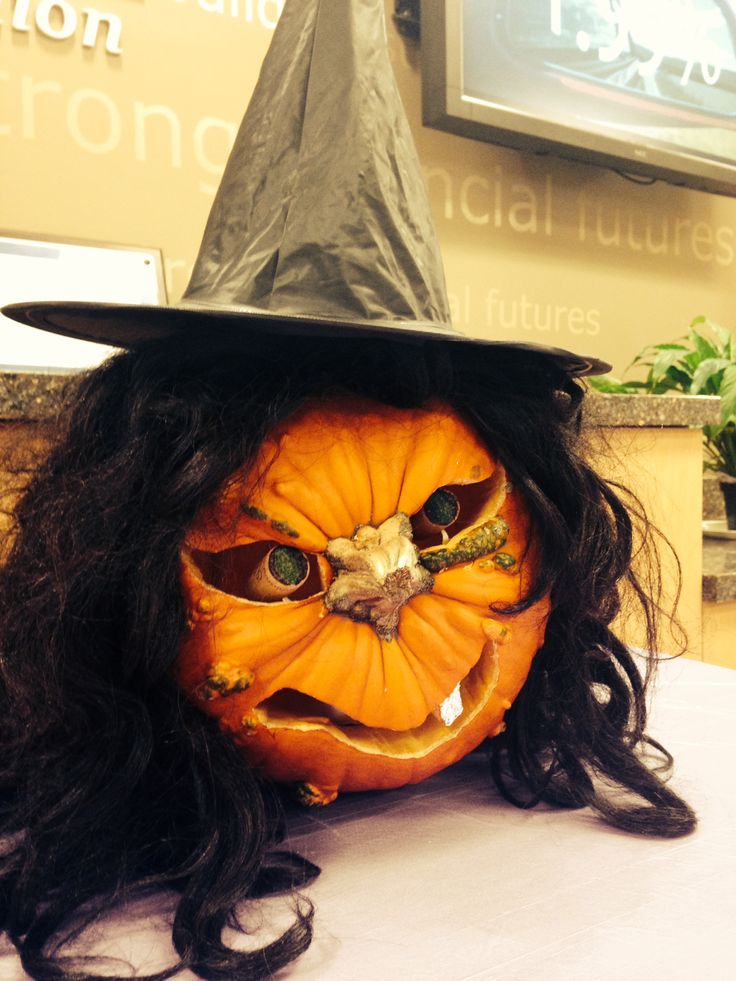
(421, 0), (736, 198)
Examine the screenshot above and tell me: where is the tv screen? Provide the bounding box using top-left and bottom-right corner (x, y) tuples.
(422, 0), (736, 197)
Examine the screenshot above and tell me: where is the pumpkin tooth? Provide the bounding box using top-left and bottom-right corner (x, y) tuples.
(433, 682), (464, 726)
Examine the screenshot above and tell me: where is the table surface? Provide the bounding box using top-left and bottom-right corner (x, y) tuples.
(1, 656), (734, 981)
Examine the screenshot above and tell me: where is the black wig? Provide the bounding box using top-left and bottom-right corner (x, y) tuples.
(0, 329), (695, 980)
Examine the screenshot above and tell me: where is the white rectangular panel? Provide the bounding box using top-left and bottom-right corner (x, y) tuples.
(0, 233), (166, 370)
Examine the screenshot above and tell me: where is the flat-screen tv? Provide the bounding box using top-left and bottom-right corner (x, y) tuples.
(422, 0), (736, 197)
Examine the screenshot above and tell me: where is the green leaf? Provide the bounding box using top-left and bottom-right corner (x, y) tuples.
(698, 321), (734, 360)
(649, 343), (690, 353)
(587, 376), (637, 394)
(665, 366), (693, 390)
(708, 423), (736, 476)
(708, 320), (733, 351)
(690, 358), (730, 395)
(687, 327), (718, 362)
(680, 352), (699, 375)
(720, 364), (736, 424)
(650, 347), (690, 385)
(627, 343), (686, 371)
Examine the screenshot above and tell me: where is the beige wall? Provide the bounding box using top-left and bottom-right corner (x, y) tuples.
(588, 426), (704, 659)
(2, 0), (736, 373)
(703, 601), (736, 669)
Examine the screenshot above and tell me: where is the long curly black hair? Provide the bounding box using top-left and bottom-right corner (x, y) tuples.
(0, 328), (695, 980)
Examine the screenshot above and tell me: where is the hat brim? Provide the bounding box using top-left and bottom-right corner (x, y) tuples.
(1, 299), (611, 377)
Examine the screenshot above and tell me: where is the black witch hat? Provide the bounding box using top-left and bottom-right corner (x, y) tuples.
(1, 0), (608, 376)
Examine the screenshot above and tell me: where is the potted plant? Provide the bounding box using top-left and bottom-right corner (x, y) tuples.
(589, 317), (736, 529)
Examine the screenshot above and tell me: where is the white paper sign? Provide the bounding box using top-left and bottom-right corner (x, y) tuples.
(0, 235), (166, 370)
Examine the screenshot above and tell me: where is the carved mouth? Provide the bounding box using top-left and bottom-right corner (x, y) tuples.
(254, 642), (500, 759)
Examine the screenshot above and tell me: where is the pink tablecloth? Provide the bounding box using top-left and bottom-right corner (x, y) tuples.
(2, 656), (734, 980)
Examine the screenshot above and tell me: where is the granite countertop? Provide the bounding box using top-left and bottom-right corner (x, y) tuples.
(0, 371), (723, 427)
(584, 392), (721, 428)
(0, 369), (79, 421)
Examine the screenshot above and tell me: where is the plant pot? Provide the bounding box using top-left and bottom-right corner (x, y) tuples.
(720, 480), (736, 531)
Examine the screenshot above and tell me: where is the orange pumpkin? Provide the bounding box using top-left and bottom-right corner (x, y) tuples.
(175, 396), (550, 804)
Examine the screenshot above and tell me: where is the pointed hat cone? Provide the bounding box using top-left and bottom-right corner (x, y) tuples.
(0, 0), (608, 375)
(184, 0), (452, 331)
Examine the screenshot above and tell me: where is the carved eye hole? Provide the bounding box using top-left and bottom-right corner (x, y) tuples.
(411, 477), (500, 548)
(190, 541), (327, 602)
(411, 488), (460, 543)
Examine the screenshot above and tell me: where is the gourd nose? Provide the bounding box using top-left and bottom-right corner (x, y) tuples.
(322, 512), (434, 641)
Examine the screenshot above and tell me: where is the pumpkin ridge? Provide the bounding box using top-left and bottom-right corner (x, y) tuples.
(400, 594), (487, 670)
(297, 441), (359, 537)
(334, 430), (373, 530)
(367, 470), (376, 530)
(260, 614), (355, 700)
(395, 611), (485, 716)
(252, 618), (388, 725)
(246, 608), (342, 686)
(366, 425), (400, 525)
(350, 618), (384, 717)
(411, 579), (502, 613)
(393, 421), (412, 521)
(274, 410), (372, 536)
(267, 468), (339, 542)
(376, 633), (435, 729)
(397, 414), (458, 518)
(428, 564), (525, 609)
(392, 631), (467, 722)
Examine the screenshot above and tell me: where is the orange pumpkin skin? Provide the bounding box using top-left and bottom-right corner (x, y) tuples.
(176, 397), (550, 802)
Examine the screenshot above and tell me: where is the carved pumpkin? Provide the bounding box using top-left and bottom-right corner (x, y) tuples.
(176, 396), (550, 804)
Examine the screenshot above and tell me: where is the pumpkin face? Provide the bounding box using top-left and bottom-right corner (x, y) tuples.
(176, 396), (550, 804)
